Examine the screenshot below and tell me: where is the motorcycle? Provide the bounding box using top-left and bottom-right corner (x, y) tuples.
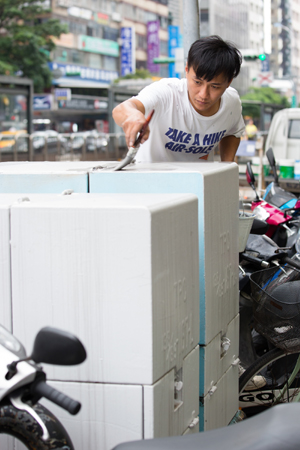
(0, 324), (86, 449)
(246, 160), (300, 251)
(263, 147), (300, 212)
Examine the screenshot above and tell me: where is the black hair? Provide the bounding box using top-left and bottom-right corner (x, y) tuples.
(187, 35), (242, 82)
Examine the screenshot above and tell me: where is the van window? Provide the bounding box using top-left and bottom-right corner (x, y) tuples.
(288, 120), (300, 139)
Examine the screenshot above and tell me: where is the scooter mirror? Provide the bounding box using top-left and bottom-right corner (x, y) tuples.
(266, 147), (279, 185)
(30, 327), (87, 366)
(246, 161), (255, 185)
(266, 147), (275, 167)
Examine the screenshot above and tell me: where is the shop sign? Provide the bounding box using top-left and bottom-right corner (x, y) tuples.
(67, 7), (109, 24)
(147, 21), (160, 74)
(94, 12), (109, 24)
(58, 97), (108, 110)
(120, 27), (136, 76)
(52, 33), (75, 49)
(54, 88), (71, 101)
(78, 35), (119, 57)
(33, 95), (53, 110)
(49, 62), (119, 83)
(68, 6), (92, 20)
(168, 25), (181, 78)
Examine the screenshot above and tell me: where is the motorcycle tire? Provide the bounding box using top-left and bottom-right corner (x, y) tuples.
(0, 400), (74, 450)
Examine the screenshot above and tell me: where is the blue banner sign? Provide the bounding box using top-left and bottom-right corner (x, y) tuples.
(120, 27), (136, 76)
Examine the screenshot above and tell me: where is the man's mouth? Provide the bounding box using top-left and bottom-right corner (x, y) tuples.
(196, 99), (209, 105)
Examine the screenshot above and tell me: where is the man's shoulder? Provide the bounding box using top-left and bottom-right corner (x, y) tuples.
(224, 86), (241, 100)
(151, 77), (186, 90)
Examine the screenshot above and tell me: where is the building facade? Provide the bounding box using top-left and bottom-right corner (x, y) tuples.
(199, 0), (265, 96)
(270, 0), (300, 105)
(35, 0), (170, 132)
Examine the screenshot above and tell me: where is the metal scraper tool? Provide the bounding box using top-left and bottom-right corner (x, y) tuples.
(113, 109), (154, 171)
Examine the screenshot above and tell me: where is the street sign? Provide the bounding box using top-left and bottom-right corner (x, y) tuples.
(153, 57), (176, 64)
(257, 71), (273, 86)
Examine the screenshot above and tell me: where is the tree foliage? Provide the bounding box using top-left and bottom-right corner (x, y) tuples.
(241, 87), (290, 118)
(0, 0), (67, 92)
(113, 69), (157, 83)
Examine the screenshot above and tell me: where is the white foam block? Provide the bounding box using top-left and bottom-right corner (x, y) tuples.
(89, 161), (240, 344)
(143, 345), (199, 438)
(0, 161), (94, 193)
(199, 364), (238, 431)
(0, 201), (11, 331)
(199, 313), (239, 398)
(39, 346), (199, 450)
(0, 194), (49, 331)
(11, 193), (199, 385)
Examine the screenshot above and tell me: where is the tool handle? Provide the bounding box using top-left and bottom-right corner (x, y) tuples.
(133, 110), (154, 147)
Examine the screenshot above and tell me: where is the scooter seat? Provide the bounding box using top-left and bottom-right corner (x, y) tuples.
(112, 403), (300, 450)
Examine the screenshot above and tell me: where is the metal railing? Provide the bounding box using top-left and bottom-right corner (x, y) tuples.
(0, 132), (128, 162)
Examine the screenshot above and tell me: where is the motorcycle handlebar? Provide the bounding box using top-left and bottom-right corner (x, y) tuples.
(32, 380), (81, 415)
(283, 256), (300, 270)
(239, 252), (270, 268)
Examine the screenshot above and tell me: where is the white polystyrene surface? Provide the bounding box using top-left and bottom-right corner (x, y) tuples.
(11, 193), (199, 385)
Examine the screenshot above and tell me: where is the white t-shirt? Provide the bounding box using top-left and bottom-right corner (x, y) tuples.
(133, 77), (245, 162)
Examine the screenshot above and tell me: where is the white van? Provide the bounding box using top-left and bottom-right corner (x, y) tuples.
(265, 108), (300, 160)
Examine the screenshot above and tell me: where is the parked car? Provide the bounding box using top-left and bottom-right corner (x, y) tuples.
(265, 108), (300, 160)
(0, 130), (28, 153)
(32, 130), (68, 153)
(67, 131), (108, 152)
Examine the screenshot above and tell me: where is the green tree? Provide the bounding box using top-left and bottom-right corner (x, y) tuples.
(0, 0), (67, 92)
(113, 69), (157, 83)
(241, 87), (290, 119)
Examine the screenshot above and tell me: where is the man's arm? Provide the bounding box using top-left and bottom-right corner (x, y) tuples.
(112, 98), (148, 148)
(219, 135), (241, 162)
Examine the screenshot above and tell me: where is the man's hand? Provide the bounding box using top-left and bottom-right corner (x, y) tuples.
(112, 99), (150, 148)
(219, 135), (241, 162)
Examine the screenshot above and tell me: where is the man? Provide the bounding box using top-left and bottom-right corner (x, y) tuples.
(113, 35), (245, 163)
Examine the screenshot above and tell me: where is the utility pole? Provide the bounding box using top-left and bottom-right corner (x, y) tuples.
(183, 0), (200, 62)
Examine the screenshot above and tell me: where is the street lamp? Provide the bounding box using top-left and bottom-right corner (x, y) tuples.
(273, 21), (297, 107)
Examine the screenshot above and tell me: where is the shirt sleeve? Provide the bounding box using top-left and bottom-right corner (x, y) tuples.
(225, 90), (245, 138)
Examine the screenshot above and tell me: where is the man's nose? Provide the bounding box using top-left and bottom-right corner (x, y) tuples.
(198, 84), (209, 99)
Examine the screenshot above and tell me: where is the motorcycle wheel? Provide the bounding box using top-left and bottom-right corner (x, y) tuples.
(0, 400), (74, 450)
(239, 348), (300, 416)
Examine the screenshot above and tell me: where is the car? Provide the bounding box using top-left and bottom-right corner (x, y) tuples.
(67, 131), (108, 152)
(0, 130), (28, 153)
(32, 130), (68, 153)
(265, 108), (300, 160)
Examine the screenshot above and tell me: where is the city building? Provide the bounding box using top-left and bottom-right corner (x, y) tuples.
(270, 0), (300, 106)
(34, 0), (170, 132)
(199, 0), (266, 96)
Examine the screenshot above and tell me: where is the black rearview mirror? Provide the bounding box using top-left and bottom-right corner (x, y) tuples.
(266, 147), (279, 185)
(246, 161), (255, 185)
(30, 327), (87, 366)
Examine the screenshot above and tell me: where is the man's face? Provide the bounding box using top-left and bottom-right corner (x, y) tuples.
(185, 65), (232, 116)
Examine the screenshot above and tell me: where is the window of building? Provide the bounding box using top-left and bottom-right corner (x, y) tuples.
(158, 15), (168, 29)
(137, 34), (147, 51)
(71, 49), (84, 64)
(88, 53), (103, 69)
(104, 26), (119, 41)
(160, 40), (168, 55)
(200, 9), (209, 22)
(103, 55), (118, 71)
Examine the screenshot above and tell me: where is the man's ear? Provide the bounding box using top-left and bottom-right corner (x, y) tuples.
(185, 64), (188, 76)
